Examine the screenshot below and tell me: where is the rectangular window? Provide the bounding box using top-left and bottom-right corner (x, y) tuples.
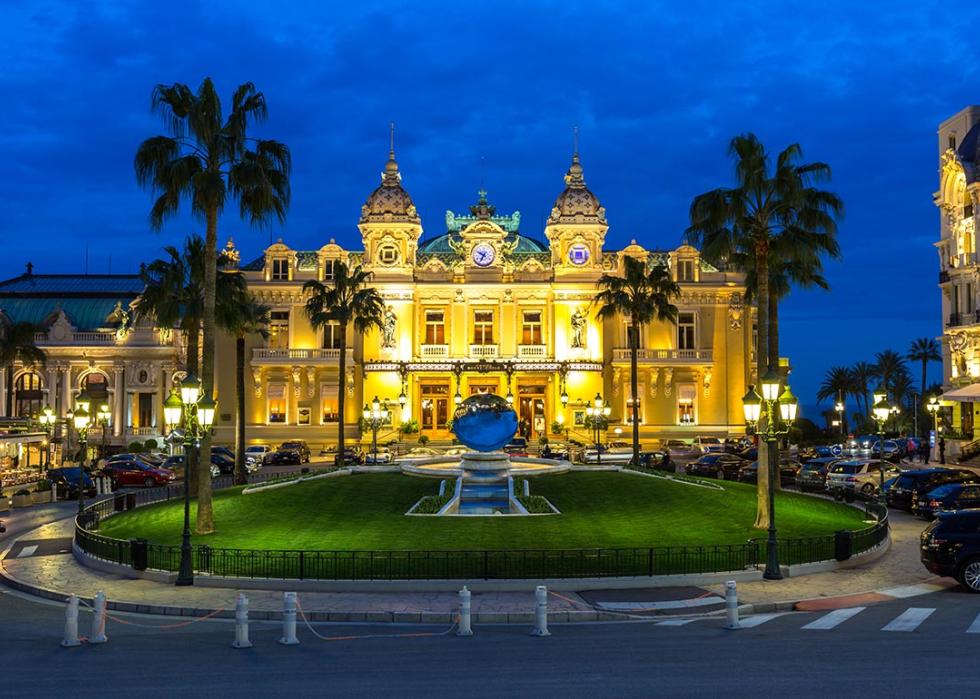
(626, 386), (644, 424)
(138, 393), (154, 428)
(320, 384), (338, 423)
(473, 310), (494, 345)
(268, 384), (286, 423)
(677, 259), (695, 282)
(521, 311), (542, 345)
(322, 259), (337, 281)
(424, 310), (445, 345)
(677, 383), (696, 424)
(271, 258), (289, 281)
(321, 321), (343, 349)
(379, 246), (399, 264)
(678, 312), (696, 350)
(626, 323), (642, 349)
(269, 310), (289, 350)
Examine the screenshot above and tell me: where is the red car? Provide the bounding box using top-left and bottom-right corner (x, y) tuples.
(102, 462), (175, 488)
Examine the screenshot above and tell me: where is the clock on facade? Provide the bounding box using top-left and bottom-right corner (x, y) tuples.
(471, 242), (496, 267)
(568, 244), (590, 266)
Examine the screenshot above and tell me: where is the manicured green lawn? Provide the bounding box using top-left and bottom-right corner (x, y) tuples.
(98, 472), (866, 551)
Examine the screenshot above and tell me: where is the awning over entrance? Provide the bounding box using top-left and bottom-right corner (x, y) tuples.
(940, 383), (980, 401)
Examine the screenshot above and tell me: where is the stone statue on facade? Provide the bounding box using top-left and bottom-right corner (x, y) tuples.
(570, 308), (586, 348)
(382, 307), (397, 349)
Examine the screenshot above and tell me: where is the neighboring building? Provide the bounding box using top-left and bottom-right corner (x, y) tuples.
(0, 271), (182, 451)
(937, 106), (980, 445)
(213, 146), (754, 448)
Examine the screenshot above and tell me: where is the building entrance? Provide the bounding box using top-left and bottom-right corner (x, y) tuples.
(517, 384), (546, 440)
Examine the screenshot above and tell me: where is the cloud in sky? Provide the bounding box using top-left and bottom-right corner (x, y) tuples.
(0, 0), (975, 404)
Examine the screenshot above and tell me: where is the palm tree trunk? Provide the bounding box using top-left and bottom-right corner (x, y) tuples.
(768, 288), (781, 491)
(754, 240), (771, 529)
(337, 320), (348, 461)
(186, 324), (200, 497)
(630, 313), (640, 466)
(920, 359), (927, 436)
(196, 207), (218, 535)
(234, 334), (246, 486)
(5, 364), (13, 417)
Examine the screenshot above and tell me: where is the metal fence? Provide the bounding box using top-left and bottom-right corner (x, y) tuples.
(74, 476), (890, 582)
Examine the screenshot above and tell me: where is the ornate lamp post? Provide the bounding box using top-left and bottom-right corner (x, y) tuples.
(926, 395), (941, 464)
(584, 392), (611, 465)
(871, 385), (892, 507)
(834, 394), (846, 454)
(163, 373), (216, 587)
(362, 396), (390, 463)
(742, 370), (798, 581)
(96, 403), (112, 460)
(72, 405), (91, 515)
(38, 405), (55, 467)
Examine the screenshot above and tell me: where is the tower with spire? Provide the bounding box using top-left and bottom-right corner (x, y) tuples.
(358, 123), (422, 281)
(544, 127), (608, 278)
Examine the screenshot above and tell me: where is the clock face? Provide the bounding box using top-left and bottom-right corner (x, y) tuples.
(568, 244), (590, 266)
(472, 242), (496, 267)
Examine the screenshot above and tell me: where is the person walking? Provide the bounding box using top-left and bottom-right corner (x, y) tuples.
(939, 436), (946, 464)
(919, 439), (930, 465)
(906, 437), (916, 463)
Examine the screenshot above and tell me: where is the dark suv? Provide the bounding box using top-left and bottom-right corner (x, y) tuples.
(916, 483), (980, 519)
(887, 468), (978, 512)
(279, 441), (311, 463)
(795, 457), (839, 492)
(921, 509), (980, 592)
(685, 453), (746, 480)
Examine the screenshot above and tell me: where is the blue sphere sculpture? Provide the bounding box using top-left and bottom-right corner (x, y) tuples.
(451, 394), (519, 452)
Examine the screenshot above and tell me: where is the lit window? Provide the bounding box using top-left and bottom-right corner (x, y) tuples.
(320, 384), (338, 423)
(269, 310), (289, 350)
(323, 259), (337, 281)
(677, 259), (695, 282)
(678, 312), (696, 350)
(14, 372), (42, 417)
(626, 388), (644, 424)
(322, 321), (343, 349)
(424, 310), (445, 344)
(522, 311), (542, 345)
(378, 245), (399, 264)
(568, 244), (590, 265)
(677, 384), (696, 424)
(473, 310), (494, 345)
(271, 258), (289, 280)
(268, 384), (287, 423)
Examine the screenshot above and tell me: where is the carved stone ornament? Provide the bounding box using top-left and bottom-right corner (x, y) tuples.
(306, 368), (316, 398)
(252, 368), (262, 397)
(650, 369), (660, 398)
(612, 367), (622, 397)
(703, 369), (712, 396)
(381, 307), (397, 348)
(291, 366), (302, 397)
(728, 293), (743, 330)
(664, 368), (674, 397)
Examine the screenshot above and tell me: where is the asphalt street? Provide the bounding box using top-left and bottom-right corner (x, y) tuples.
(3, 583), (980, 698)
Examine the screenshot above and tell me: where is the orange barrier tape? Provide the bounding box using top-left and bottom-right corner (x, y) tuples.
(295, 597), (457, 641)
(103, 606), (228, 629)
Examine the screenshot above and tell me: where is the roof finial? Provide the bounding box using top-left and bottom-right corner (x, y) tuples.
(572, 125), (580, 163)
(25, 261), (33, 276)
(389, 121), (395, 160)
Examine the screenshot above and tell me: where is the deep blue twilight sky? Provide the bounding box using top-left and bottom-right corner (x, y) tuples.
(1, 1), (976, 413)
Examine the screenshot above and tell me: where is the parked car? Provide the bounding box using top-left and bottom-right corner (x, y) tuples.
(694, 436), (726, 454)
(540, 444), (571, 461)
(105, 453), (156, 468)
(870, 439), (904, 462)
(685, 453), (747, 480)
(503, 438), (530, 457)
(211, 446), (235, 461)
(581, 441), (633, 464)
(263, 448), (304, 466)
(920, 509), (980, 592)
(364, 447), (394, 464)
(795, 457), (840, 492)
(277, 441), (310, 463)
(916, 483), (980, 519)
(46, 467), (96, 499)
(627, 450), (670, 470)
(334, 446), (365, 466)
(800, 444), (843, 461)
(398, 447), (441, 462)
(102, 461), (175, 488)
(244, 445), (272, 466)
(736, 458), (800, 486)
(826, 459), (900, 498)
(661, 439), (697, 457)
(136, 452), (168, 466)
(888, 468), (979, 512)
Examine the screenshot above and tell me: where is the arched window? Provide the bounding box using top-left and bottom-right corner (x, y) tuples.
(82, 373), (109, 402)
(14, 372), (43, 418)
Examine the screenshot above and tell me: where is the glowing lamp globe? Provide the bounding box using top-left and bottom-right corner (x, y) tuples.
(450, 394), (519, 453)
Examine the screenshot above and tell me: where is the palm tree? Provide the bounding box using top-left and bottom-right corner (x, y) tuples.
(850, 361), (876, 418)
(135, 78), (290, 534)
(303, 263), (385, 462)
(134, 236), (245, 530)
(218, 291), (270, 485)
(0, 319), (46, 417)
(873, 349), (910, 396)
(908, 337), (942, 433)
(594, 256), (679, 466)
(816, 366), (853, 434)
(686, 133), (842, 528)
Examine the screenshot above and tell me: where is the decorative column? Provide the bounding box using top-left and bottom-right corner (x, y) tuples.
(61, 365), (72, 417)
(112, 366), (125, 437)
(46, 366), (58, 410)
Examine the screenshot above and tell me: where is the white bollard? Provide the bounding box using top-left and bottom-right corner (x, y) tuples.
(232, 593), (253, 649)
(278, 591), (299, 645)
(89, 591), (108, 644)
(457, 586), (473, 637)
(51, 483), (57, 502)
(725, 580), (739, 630)
(61, 594), (82, 647)
(530, 585), (550, 637)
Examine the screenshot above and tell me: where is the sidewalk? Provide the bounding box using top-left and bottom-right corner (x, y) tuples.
(0, 510), (941, 622)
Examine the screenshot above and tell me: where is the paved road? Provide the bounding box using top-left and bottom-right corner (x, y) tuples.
(3, 584), (979, 698)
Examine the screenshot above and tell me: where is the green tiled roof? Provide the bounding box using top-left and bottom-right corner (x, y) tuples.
(418, 233), (549, 255)
(0, 274), (143, 294)
(0, 274), (141, 330)
(0, 298), (127, 330)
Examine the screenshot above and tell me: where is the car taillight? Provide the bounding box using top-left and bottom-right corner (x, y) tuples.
(845, 476), (858, 483)
(929, 500), (939, 508)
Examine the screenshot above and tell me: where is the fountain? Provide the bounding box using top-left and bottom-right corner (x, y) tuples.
(451, 394), (519, 514)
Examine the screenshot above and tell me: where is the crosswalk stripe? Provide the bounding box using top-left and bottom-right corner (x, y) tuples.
(802, 606), (866, 630)
(882, 607), (935, 632)
(654, 618), (697, 626)
(736, 613), (787, 628)
(15, 545), (38, 559)
(967, 612), (980, 634)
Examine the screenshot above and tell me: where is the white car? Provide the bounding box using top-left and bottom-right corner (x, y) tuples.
(244, 445), (272, 466)
(826, 459), (901, 497)
(695, 436), (726, 454)
(364, 447), (394, 464)
(398, 447), (442, 462)
(582, 441), (634, 464)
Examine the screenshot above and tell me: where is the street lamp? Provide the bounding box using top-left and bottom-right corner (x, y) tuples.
(585, 392), (611, 465)
(926, 395), (941, 464)
(505, 388), (514, 406)
(72, 404), (91, 515)
(38, 405), (55, 467)
(742, 371), (798, 581)
(163, 372), (216, 587)
(363, 397), (390, 463)
(96, 403), (112, 460)
(871, 393), (892, 508)
(834, 394), (845, 452)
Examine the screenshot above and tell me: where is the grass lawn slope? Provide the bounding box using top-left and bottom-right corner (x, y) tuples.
(99, 472), (866, 552)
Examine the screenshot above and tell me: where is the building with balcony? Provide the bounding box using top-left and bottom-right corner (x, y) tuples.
(211, 144), (754, 447)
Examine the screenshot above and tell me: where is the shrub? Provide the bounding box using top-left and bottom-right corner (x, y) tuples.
(418, 435), (430, 446)
(399, 420), (419, 435)
(128, 440), (144, 453)
(143, 438), (158, 450)
(35, 479), (52, 493)
(551, 420), (565, 435)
